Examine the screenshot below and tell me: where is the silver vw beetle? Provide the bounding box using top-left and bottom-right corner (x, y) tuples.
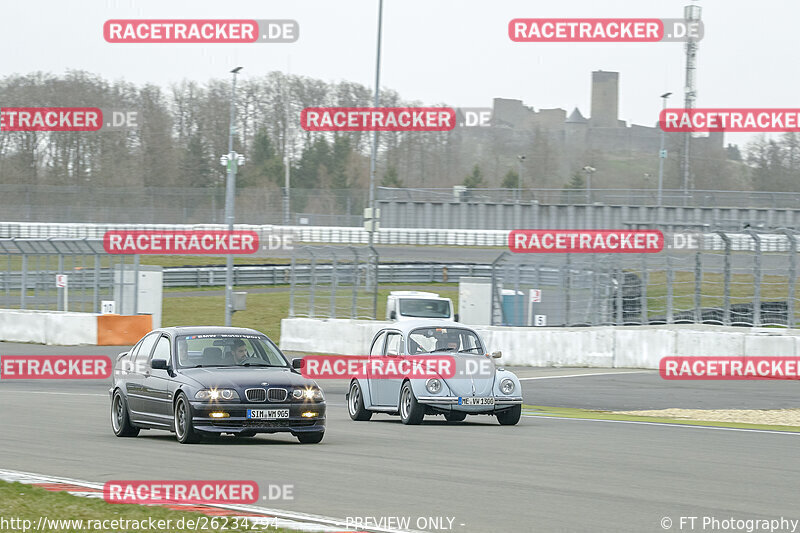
(346, 320), (523, 425)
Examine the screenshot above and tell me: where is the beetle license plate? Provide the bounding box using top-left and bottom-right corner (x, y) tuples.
(247, 409), (290, 419)
(458, 397), (494, 406)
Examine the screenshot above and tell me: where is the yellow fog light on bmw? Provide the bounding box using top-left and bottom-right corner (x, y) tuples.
(301, 411), (318, 418)
(209, 411), (229, 418)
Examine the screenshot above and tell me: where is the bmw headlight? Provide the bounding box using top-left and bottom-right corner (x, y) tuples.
(195, 388), (239, 401)
(294, 387), (324, 402)
(426, 378), (442, 394)
(500, 378), (515, 395)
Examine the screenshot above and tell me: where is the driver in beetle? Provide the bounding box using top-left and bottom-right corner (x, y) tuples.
(434, 329), (460, 352)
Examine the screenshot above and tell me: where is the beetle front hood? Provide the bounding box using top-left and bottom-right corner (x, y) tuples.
(442, 355), (496, 396)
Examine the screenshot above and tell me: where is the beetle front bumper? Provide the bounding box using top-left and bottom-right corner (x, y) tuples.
(416, 396), (523, 406)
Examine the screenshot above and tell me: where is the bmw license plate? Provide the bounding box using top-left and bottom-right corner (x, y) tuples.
(458, 397), (494, 406)
(247, 409), (290, 419)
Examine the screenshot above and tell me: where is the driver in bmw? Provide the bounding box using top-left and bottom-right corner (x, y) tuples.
(232, 339), (258, 364)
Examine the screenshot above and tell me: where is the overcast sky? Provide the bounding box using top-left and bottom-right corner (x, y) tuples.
(1, 0), (795, 147)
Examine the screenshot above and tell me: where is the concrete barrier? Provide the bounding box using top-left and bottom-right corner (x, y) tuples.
(0, 310), (49, 344)
(44, 313), (98, 345)
(279, 318), (387, 355)
(279, 318), (800, 368)
(0, 309), (152, 345)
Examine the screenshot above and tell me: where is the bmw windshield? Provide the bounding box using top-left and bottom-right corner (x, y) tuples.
(176, 334), (290, 368)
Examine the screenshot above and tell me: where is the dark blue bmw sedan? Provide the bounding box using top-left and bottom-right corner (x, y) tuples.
(110, 326), (325, 444)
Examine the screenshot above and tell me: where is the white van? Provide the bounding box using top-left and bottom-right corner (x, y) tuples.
(386, 291), (457, 322)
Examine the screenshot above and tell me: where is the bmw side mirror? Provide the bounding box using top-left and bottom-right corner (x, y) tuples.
(491, 351), (502, 359)
(292, 358), (305, 370)
(151, 359), (169, 370)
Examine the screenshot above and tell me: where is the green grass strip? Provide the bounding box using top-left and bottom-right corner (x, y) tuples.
(0, 480), (301, 532)
(521, 405), (800, 433)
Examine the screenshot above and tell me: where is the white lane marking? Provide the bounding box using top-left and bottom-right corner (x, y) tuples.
(0, 390), (106, 397)
(519, 370), (652, 380)
(523, 414), (800, 435)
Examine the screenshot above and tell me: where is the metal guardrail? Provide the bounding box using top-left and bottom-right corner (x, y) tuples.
(0, 262), (581, 290)
(377, 187), (800, 209)
(1, 223), (798, 251)
(162, 263), (562, 288)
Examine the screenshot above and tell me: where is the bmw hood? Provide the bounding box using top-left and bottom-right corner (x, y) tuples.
(180, 367), (314, 390)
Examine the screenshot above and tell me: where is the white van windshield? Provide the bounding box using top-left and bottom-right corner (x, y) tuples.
(399, 298), (451, 318)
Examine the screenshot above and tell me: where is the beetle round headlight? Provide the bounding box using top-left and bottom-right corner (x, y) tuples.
(426, 378), (442, 394)
(500, 378), (515, 395)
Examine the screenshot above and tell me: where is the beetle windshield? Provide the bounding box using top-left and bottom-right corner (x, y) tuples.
(175, 334), (289, 368)
(408, 327), (484, 354)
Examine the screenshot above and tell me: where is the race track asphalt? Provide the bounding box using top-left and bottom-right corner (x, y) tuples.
(1, 343), (799, 532)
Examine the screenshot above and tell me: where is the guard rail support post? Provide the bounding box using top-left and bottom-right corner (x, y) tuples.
(694, 248), (702, 324)
(717, 231), (732, 326)
(747, 230), (762, 326)
(781, 229), (796, 328)
(666, 252), (674, 324)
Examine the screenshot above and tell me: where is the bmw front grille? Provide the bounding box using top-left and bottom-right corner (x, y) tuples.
(245, 388), (266, 402)
(267, 388), (288, 402)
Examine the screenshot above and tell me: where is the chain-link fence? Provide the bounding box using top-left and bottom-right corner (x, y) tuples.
(490, 230), (799, 328)
(288, 245), (379, 320)
(0, 239), (141, 313)
(4, 184), (800, 225)
(0, 185), (366, 225)
(378, 187), (800, 209)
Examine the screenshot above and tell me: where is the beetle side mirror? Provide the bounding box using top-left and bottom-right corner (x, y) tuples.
(151, 359), (169, 370)
(491, 351), (502, 359)
(292, 358), (305, 370)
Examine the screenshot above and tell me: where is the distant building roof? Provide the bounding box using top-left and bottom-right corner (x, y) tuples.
(566, 107), (588, 124)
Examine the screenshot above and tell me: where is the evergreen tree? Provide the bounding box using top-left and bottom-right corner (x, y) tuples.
(563, 171), (585, 190)
(381, 166), (403, 187)
(463, 164), (484, 188)
(501, 168), (519, 189)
